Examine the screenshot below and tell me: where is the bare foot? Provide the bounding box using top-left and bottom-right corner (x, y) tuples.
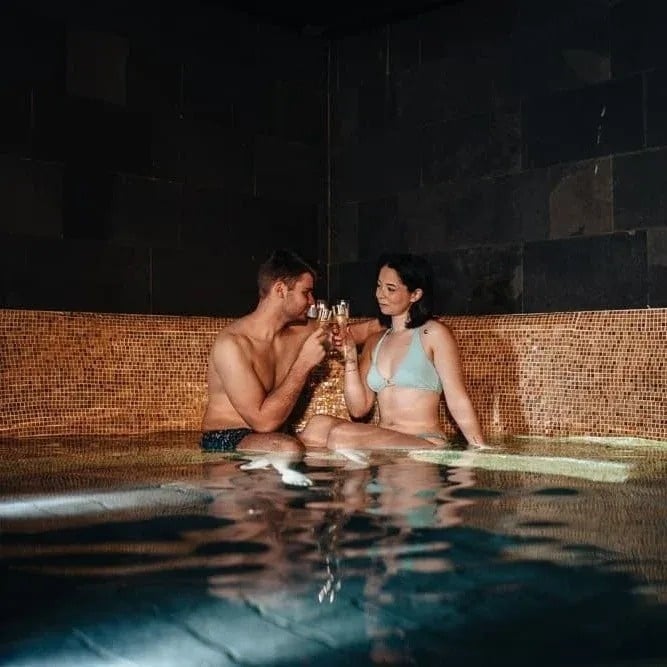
(240, 455), (313, 487)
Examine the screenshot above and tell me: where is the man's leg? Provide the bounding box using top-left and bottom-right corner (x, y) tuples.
(235, 433), (312, 487)
(235, 432), (303, 455)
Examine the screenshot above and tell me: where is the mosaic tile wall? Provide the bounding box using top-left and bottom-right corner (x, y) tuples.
(0, 308), (665, 440)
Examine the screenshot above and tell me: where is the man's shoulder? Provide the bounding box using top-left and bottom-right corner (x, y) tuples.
(280, 319), (316, 341)
(213, 325), (251, 353)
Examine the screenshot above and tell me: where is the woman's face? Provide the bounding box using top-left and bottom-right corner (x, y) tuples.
(375, 265), (420, 316)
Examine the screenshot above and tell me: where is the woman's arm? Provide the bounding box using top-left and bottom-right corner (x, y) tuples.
(342, 334), (378, 419)
(425, 322), (486, 447)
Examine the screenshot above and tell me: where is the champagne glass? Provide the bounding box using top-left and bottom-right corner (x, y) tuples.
(308, 298), (328, 320)
(333, 300), (350, 357)
(333, 301), (349, 330)
(316, 303), (333, 351)
(317, 304), (332, 328)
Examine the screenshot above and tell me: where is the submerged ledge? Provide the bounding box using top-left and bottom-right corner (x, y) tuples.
(514, 434), (667, 450)
(408, 450), (631, 483)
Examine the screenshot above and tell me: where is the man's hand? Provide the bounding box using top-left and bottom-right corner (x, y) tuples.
(295, 326), (328, 370)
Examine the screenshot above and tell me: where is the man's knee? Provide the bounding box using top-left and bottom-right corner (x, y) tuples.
(270, 433), (305, 454)
(237, 432), (304, 455)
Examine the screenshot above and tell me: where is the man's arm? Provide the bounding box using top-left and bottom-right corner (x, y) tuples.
(214, 329), (327, 433)
(347, 318), (384, 347)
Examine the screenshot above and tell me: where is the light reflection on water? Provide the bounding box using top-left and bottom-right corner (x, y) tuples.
(0, 434), (666, 666)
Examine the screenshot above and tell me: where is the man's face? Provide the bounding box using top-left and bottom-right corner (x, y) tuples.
(284, 272), (315, 322)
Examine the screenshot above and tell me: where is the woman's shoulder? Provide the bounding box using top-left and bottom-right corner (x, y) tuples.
(362, 327), (388, 353)
(420, 319), (456, 344)
(420, 318), (450, 333)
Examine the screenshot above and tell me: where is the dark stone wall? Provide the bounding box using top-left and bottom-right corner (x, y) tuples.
(329, 0), (667, 316)
(0, 2), (326, 316)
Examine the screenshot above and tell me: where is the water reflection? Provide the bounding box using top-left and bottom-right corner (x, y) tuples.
(0, 447), (666, 666)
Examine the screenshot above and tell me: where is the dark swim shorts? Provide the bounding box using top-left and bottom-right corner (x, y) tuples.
(200, 428), (253, 452)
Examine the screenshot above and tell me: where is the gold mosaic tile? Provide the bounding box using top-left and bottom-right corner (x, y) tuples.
(0, 309), (666, 440)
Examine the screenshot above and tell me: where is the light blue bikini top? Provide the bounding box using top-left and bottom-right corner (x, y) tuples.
(366, 326), (443, 394)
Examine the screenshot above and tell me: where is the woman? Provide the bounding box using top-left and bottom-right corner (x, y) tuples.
(300, 253), (486, 450)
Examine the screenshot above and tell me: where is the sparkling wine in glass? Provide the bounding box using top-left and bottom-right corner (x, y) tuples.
(333, 301), (349, 330)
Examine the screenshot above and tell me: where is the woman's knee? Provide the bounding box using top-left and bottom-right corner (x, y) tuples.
(299, 414), (346, 448)
(326, 422), (358, 450)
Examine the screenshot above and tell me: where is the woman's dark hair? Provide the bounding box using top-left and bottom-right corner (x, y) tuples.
(257, 249), (317, 298)
(375, 253), (434, 329)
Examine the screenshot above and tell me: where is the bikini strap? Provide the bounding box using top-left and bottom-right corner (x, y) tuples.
(371, 328), (391, 363)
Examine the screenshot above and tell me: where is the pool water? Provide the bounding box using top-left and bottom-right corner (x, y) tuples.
(1, 433), (666, 666)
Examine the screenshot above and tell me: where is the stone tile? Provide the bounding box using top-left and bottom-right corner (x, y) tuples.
(396, 45), (513, 126)
(329, 260), (378, 317)
(181, 188), (319, 266)
(182, 115), (253, 193)
(336, 27), (387, 90)
(334, 127), (421, 203)
(152, 245), (258, 316)
(254, 135), (323, 206)
(611, 0), (667, 77)
(331, 86), (359, 148)
(388, 16), (420, 75)
(0, 86), (30, 156)
(182, 58), (244, 118)
(233, 73), (273, 137)
(0, 235), (27, 308)
(523, 76), (644, 168)
(513, 0), (610, 96)
(331, 203), (359, 264)
(647, 228), (667, 307)
(524, 232), (648, 312)
(645, 68), (667, 148)
(512, 168), (551, 243)
(257, 25), (327, 88)
(398, 177), (521, 254)
(30, 89), (67, 163)
(31, 92), (152, 172)
(0, 10), (65, 88)
(548, 158), (613, 239)
(358, 196), (401, 261)
(11, 238), (150, 313)
(66, 29), (129, 106)
(419, 0), (517, 64)
(270, 79), (325, 145)
(0, 156), (63, 237)
(126, 45), (182, 113)
(421, 107), (521, 185)
(614, 149), (667, 230)
(358, 79), (396, 138)
(109, 175), (182, 247)
(149, 114), (187, 181)
(62, 167), (115, 241)
(181, 187), (247, 249)
(428, 245), (523, 315)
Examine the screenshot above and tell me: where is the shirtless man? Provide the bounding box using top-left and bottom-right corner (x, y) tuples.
(201, 249), (328, 458)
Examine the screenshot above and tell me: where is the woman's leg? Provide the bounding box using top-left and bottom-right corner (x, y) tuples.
(327, 421), (440, 451)
(298, 414), (349, 448)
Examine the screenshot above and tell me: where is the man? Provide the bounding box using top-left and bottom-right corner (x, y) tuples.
(201, 249), (328, 457)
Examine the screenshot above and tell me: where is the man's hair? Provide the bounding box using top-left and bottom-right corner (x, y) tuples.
(376, 252), (434, 329)
(257, 249), (317, 298)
